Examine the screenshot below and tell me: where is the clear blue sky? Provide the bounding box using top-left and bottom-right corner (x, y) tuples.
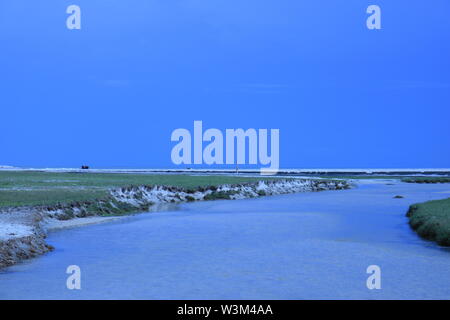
(1, 1), (449, 169)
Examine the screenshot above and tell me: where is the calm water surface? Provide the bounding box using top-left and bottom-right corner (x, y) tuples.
(1, 181), (450, 299)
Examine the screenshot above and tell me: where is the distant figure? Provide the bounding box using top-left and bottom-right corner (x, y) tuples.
(81, 165), (89, 170)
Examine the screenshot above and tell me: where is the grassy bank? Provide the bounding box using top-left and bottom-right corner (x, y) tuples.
(311, 175), (450, 182)
(407, 198), (450, 246)
(0, 171), (279, 208)
(0, 171), (278, 189)
(402, 177), (450, 184)
(0, 189), (108, 208)
(299, 175), (410, 180)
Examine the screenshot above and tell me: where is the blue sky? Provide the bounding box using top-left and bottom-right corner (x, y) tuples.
(1, 0), (449, 169)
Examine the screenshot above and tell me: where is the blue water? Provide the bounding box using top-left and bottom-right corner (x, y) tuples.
(1, 181), (450, 299)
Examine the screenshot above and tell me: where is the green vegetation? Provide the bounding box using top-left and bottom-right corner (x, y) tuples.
(0, 171), (278, 208)
(402, 177), (450, 184)
(299, 175), (410, 180)
(0, 171), (276, 189)
(306, 175), (450, 181)
(203, 190), (238, 201)
(407, 198), (450, 246)
(53, 197), (146, 220)
(0, 189), (108, 208)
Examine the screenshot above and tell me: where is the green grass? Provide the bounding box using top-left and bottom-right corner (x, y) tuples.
(402, 177), (450, 184)
(0, 189), (108, 208)
(0, 171), (280, 208)
(0, 171), (276, 189)
(407, 198), (450, 246)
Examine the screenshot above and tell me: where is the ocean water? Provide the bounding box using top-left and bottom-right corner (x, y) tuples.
(1, 181), (450, 299)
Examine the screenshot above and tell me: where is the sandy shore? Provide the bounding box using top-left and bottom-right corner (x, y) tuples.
(45, 216), (124, 231)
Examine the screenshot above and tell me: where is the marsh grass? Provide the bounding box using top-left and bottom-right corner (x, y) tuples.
(0, 189), (108, 208)
(0, 171), (278, 208)
(407, 198), (450, 246)
(402, 177), (450, 184)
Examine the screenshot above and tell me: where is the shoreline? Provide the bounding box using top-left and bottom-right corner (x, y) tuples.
(45, 215), (125, 232)
(2, 167), (450, 175)
(0, 179), (351, 269)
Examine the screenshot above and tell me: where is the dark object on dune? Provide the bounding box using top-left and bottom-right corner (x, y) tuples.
(81, 165), (90, 170)
(393, 195), (404, 199)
